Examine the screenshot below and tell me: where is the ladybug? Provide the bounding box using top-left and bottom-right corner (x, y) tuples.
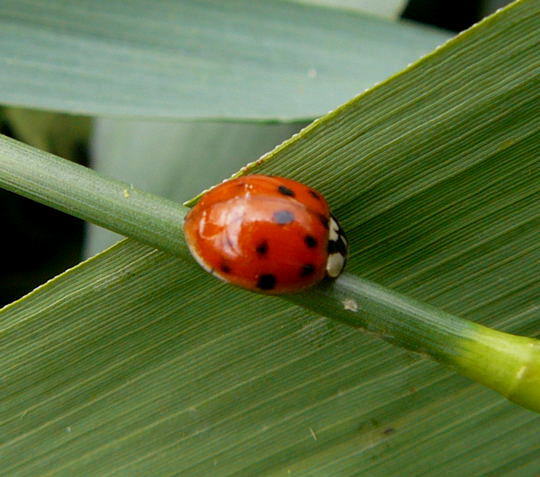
(183, 175), (347, 294)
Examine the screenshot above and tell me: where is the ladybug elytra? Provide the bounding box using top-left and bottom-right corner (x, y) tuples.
(183, 175), (347, 294)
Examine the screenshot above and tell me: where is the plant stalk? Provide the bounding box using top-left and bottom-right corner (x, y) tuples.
(0, 134), (187, 257)
(290, 275), (540, 412)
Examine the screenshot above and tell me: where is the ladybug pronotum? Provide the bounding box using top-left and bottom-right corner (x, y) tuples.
(183, 175), (347, 294)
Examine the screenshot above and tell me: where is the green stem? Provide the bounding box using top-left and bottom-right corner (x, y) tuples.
(290, 275), (540, 412)
(1, 134), (538, 413)
(0, 134), (187, 257)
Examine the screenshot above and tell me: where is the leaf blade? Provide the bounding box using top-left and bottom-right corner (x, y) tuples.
(0, 0), (449, 120)
(1, 0), (539, 474)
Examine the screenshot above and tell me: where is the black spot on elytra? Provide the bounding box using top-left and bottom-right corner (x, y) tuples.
(256, 241), (269, 256)
(336, 237), (347, 256)
(327, 240), (338, 254)
(308, 190), (320, 200)
(304, 235), (318, 248)
(318, 213), (329, 229)
(257, 274), (276, 290)
(220, 264), (231, 273)
(273, 210), (294, 225)
(300, 264), (315, 277)
(278, 185), (295, 197)
(328, 237), (347, 256)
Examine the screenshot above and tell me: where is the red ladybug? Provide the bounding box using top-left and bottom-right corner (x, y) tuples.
(183, 175), (347, 294)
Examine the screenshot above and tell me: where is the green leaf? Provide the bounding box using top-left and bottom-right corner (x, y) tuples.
(1, 0), (539, 474)
(0, 0), (449, 120)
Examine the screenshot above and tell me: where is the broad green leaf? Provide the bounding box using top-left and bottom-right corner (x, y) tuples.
(1, 1), (539, 475)
(0, 0), (449, 120)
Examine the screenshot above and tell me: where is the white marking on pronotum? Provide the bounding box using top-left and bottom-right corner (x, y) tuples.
(343, 298), (358, 312)
(329, 215), (342, 242)
(326, 253), (345, 277)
